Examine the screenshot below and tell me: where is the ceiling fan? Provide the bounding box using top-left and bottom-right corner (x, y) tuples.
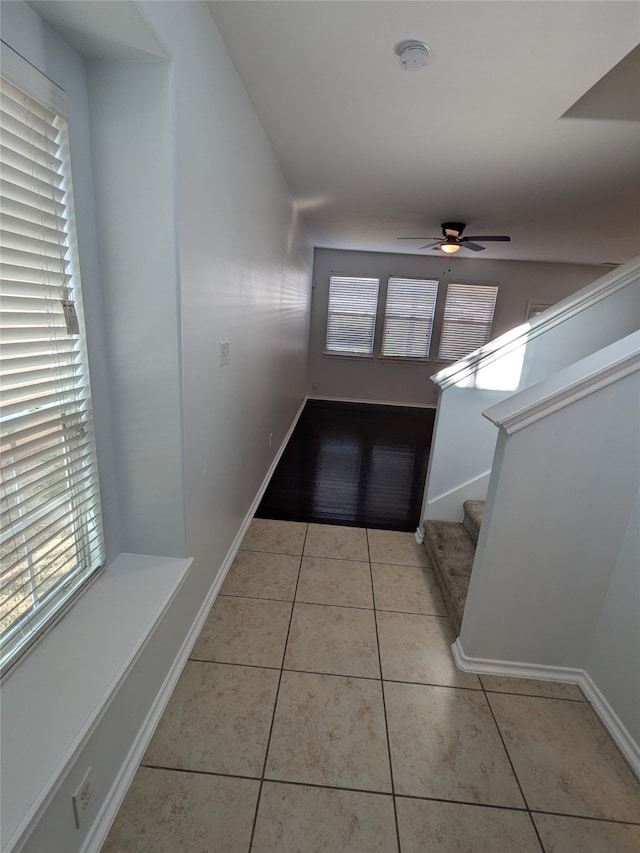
(398, 222), (511, 254)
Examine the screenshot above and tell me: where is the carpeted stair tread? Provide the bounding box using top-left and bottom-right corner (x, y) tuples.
(423, 520), (476, 635)
(463, 500), (485, 545)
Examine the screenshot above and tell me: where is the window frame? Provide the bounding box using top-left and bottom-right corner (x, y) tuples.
(380, 276), (439, 361)
(0, 60), (106, 677)
(325, 274), (380, 357)
(324, 273), (443, 363)
(437, 281), (499, 362)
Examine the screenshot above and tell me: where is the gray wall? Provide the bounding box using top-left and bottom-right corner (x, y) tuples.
(308, 248), (606, 406)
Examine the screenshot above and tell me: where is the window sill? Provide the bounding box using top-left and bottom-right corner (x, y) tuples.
(377, 356), (430, 364)
(1, 552), (192, 851)
(323, 351), (375, 361)
(323, 352), (449, 366)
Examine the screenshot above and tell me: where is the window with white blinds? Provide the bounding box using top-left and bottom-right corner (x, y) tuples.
(438, 282), (499, 361)
(326, 275), (380, 355)
(0, 75), (105, 675)
(381, 277), (438, 358)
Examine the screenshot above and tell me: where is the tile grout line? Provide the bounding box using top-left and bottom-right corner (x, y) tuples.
(240, 544), (441, 572)
(136, 763), (640, 829)
(188, 653), (592, 703)
(247, 527), (308, 853)
(216, 588), (453, 620)
(480, 683), (546, 853)
(366, 528), (403, 853)
(116, 523), (640, 849)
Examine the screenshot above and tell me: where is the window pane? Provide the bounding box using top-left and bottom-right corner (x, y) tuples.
(326, 275), (379, 355)
(381, 277), (438, 358)
(0, 75), (105, 675)
(438, 283), (498, 360)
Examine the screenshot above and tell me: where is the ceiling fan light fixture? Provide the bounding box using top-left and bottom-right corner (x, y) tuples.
(440, 240), (461, 254)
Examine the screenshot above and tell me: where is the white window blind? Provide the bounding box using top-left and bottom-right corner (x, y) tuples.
(381, 277), (438, 358)
(0, 75), (105, 675)
(438, 282), (499, 360)
(326, 275), (380, 355)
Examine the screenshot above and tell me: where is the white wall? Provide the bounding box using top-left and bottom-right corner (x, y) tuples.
(87, 58), (187, 557)
(461, 365), (639, 664)
(142, 0), (312, 571)
(424, 262), (640, 520)
(1, 2), (311, 850)
(308, 247), (605, 406)
(459, 344), (639, 745)
(586, 487), (640, 747)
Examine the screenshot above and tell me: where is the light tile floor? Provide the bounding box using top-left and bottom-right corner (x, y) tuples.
(102, 520), (640, 852)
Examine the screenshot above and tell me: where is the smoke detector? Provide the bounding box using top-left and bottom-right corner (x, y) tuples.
(395, 40), (431, 72)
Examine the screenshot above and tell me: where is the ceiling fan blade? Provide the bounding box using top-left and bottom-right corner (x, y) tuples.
(462, 241), (485, 252)
(419, 241), (442, 250)
(463, 235), (511, 242)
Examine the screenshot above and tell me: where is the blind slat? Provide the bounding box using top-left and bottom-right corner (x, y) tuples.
(1, 120), (62, 160)
(1, 339), (79, 359)
(0, 162), (65, 203)
(1, 481), (99, 560)
(1, 440), (93, 498)
(0, 262), (70, 287)
(0, 409), (86, 451)
(1, 354), (80, 377)
(0, 143), (64, 189)
(2, 229), (67, 260)
(1, 489), (100, 568)
(2, 362), (82, 390)
(1, 245), (69, 272)
(1, 213), (66, 246)
(1, 462), (94, 532)
(0, 324), (71, 344)
(1, 527), (104, 630)
(0, 403), (87, 439)
(1, 195), (66, 232)
(0, 178), (66, 217)
(1, 83), (57, 130)
(1, 384), (89, 418)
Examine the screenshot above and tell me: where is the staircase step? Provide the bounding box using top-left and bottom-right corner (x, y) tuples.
(424, 521), (476, 634)
(463, 500), (485, 546)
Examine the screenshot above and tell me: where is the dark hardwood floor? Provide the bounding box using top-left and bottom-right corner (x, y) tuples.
(256, 400), (436, 532)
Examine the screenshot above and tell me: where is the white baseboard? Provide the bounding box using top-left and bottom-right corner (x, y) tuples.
(425, 470), (492, 523)
(307, 394), (437, 409)
(451, 640), (583, 683)
(452, 639), (640, 780)
(249, 396), (308, 517)
(82, 398), (308, 852)
(579, 671), (640, 781)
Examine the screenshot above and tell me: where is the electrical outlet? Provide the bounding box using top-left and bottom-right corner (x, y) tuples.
(269, 432), (273, 447)
(311, 381), (319, 391)
(72, 767), (94, 830)
(219, 341), (230, 367)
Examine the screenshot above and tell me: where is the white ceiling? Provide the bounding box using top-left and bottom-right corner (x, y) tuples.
(209, 1), (640, 265)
